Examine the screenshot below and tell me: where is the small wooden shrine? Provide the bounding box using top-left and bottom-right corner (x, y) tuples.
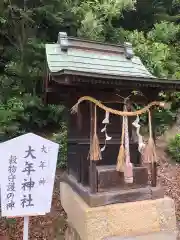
(45, 32), (180, 207)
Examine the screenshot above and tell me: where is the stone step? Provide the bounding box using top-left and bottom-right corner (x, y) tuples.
(97, 165), (148, 191)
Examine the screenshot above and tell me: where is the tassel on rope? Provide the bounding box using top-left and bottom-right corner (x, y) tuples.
(142, 110), (157, 165)
(124, 105), (133, 184)
(89, 105), (102, 161)
(116, 116), (125, 172)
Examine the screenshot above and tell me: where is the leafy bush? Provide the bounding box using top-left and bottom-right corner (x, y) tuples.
(135, 103), (176, 136)
(50, 124), (67, 168)
(0, 94), (67, 169)
(0, 94), (65, 142)
(167, 134), (180, 162)
(147, 21), (180, 44)
(153, 108), (176, 135)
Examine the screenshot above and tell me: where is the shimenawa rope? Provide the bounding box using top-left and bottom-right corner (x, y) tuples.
(71, 96), (165, 117)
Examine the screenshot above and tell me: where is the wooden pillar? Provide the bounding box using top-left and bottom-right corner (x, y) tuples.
(43, 75), (48, 105)
(43, 64), (49, 105)
(89, 103), (98, 193)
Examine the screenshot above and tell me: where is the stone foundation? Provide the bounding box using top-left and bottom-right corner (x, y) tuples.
(60, 182), (177, 240)
(65, 227), (177, 240)
(62, 172), (164, 207)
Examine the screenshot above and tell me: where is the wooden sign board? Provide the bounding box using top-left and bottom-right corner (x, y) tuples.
(0, 133), (59, 217)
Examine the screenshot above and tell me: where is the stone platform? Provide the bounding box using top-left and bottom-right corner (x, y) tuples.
(60, 182), (177, 240)
(65, 223), (176, 240)
(105, 232), (176, 239)
(62, 173), (164, 207)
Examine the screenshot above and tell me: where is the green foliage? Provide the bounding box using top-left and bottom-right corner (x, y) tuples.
(70, 0), (136, 40)
(153, 109), (176, 135)
(50, 125), (67, 168)
(0, 0), (140, 169)
(125, 21), (180, 78)
(1, 0), (180, 169)
(147, 21), (180, 44)
(0, 0), (66, 153)
(5, 218), (17, 227)
(137, 105), (176, 136)
(0, 94), (65, 141)
(167, 134), (180, 162)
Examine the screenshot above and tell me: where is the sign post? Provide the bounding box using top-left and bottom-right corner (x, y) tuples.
(0, 133), (59, 239)
(23, 216), (29, 240)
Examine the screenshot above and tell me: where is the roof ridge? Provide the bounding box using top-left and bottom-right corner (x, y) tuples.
(45, 33), (156, 80)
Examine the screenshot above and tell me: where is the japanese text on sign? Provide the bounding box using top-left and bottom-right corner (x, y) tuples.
(0, 133), (59, 217)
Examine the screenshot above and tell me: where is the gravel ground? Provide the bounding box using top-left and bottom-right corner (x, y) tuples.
(156, 139), (180, 239)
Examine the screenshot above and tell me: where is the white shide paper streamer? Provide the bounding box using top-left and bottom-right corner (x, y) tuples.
(132, 116), (145, 152)
(101, 111), (112, 152)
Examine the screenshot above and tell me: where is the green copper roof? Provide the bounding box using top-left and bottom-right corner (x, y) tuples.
(45, 33), (155, 79)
